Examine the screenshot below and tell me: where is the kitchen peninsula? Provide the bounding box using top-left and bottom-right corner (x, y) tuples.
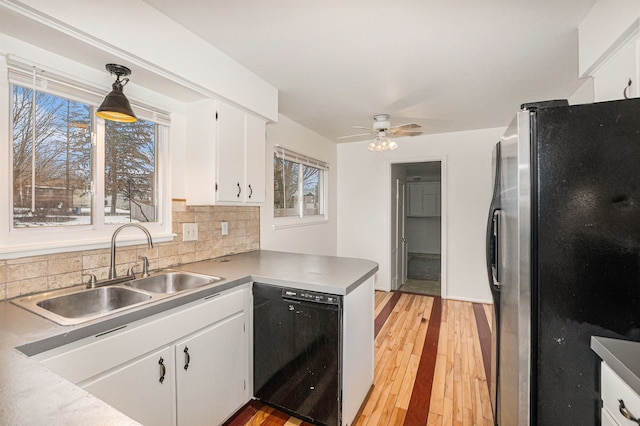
(0, 250), (378, 425)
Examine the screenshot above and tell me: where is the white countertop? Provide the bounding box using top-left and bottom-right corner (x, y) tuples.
(591, 336), (640, 396)
(0, 250), (378, 424)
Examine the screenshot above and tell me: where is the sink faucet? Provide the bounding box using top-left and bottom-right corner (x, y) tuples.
(109, 224), (153, 279)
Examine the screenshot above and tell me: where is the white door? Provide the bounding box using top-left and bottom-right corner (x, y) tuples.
(391, 179), (399, 290)
(392, 179), (408, 290)
(400, 182), (408, 286)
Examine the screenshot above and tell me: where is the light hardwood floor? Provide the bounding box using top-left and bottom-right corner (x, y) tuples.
(225, 291), (494, 426)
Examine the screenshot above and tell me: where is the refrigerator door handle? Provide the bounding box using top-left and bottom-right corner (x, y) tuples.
(490, 209), (501, 290)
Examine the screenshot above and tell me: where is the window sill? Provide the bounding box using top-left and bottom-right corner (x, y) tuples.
(272, 216), (329, 230)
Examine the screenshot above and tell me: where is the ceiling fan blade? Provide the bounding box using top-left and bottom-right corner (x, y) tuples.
(389, 123), (421, 131)
(389, 130), (423, 137)
(337, 132), (373, 139)
(352, 126), (373, 131)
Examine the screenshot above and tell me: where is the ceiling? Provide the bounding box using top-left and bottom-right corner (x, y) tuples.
(142, 0), (596, 142)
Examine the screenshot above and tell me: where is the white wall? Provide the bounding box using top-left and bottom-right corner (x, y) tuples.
(260, 115), (338, 256)
(337, 127), (504, 303)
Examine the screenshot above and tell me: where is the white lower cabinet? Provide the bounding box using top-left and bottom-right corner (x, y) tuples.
(175, 314), (246, 426)
(83, 346), (176, 426)
(37, 286), (250, 426)
(601, 361), (640, 426)
(602, 408), (620, 426)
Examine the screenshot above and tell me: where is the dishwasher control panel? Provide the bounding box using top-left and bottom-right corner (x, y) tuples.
(281, 288), (340, 305)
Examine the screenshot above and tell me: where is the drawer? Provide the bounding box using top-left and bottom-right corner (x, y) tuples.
(602, 362), (640, 425)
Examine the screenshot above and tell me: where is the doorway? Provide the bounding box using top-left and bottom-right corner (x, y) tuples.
(391, 161), (442, 296)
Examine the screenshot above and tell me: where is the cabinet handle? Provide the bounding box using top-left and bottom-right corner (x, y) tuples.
(619, 399), (640, 424)
(236, 182), (241, 198)
(158, 357), (166, 384)
(248, 184), (253, 199)
(183, 346), (191, 371)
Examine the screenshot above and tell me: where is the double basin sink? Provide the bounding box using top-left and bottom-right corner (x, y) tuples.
(12, 270), (223, 326)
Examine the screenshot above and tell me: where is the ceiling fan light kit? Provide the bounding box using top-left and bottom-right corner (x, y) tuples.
(339, 114), (422, 152)
(368, 134), (398, 152)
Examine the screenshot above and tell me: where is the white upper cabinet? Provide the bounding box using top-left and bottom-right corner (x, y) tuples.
(407, 182), (441, 217)
(216, 102), (246, 203)
(244, 113), (267, 204)
(186, 99), (267, 205)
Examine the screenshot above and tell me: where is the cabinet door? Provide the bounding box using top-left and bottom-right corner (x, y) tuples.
(216, 102), (246, 203)
(602, 408), (621, 426)
(244, 114), (266, 203)
(422, 182), (441, 217)
(186, 99), (217, 205)
(407, 182), (441, 217)
(82, 346), (176, 426)
(601, 362), (640, 426)
(407, 184), (424, 217)
(176, 313), (248, 426)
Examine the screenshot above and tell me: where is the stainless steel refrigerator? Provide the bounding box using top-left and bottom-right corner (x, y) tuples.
(486, 98), (640, 425)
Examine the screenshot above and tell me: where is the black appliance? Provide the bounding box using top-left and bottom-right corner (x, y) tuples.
(486, 98), (640, 425)
(253, 283), (343, 426)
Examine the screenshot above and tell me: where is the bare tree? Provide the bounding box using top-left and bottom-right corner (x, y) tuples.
(12, 87), (91, 216)
(104, 120), (155, 218)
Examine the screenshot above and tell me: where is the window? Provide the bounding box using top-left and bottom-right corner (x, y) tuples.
(2, 57), (171, 257)
(12, 86), (94, 227)
(104, 120), (157, 224)
(274, 146), (328, 220)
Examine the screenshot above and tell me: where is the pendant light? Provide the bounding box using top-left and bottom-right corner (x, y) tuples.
(96, 64), (137, 123)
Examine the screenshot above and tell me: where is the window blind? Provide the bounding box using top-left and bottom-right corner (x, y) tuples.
(274, 145), (329, 170)
(6, 55), (171, 126)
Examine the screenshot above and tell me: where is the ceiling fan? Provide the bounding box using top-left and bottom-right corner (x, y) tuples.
(338, 114), (423, 151)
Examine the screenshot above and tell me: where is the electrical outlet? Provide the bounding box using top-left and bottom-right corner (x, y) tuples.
(221, 221), (229, 236)
(183, 223), (198, 241)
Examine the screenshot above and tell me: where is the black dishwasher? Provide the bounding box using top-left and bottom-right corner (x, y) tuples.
(253, 282), (343, 426)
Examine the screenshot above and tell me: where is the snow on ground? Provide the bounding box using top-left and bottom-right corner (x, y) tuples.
(14, 208), (142, 227)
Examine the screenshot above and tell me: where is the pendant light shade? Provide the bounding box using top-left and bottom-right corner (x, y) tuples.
(96, 64), (137, 123)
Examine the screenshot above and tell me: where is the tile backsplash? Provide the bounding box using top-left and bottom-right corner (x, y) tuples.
(0, 200), (260, 301)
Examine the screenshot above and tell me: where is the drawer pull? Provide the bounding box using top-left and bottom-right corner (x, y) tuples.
(159, 357), (166, 384)
(184, 346), (191, 371)
(619, 399), (640, 424)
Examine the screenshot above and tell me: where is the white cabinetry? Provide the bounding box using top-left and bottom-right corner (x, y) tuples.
(407, 182), (440, 217)
(84, 346), (176, 426)
(38, 286), (250, 426)
(601, 361), (640, 425)
(175, 314), (246, 426)
(186, 99), (266, 205)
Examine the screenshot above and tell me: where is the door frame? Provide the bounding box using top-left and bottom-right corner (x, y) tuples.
(388, 157), (447, 297)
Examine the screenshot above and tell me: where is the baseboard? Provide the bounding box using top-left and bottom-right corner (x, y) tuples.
(445, 295), (492, 305)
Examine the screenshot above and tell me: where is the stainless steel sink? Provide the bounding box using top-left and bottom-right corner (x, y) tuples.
(12, 270), (224, 325)
(36, 287), (151, 319)
(127, 271), (220, 294)
(12, 286), (154, 326)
